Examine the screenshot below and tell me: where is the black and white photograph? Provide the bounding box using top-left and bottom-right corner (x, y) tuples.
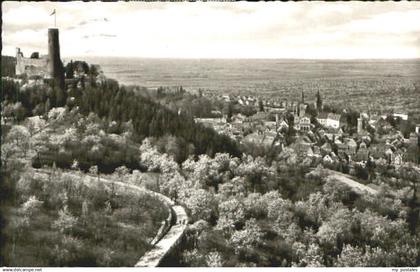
(1, 0), (420, 269)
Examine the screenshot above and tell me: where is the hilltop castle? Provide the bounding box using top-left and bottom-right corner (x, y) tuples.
(15, 28), (64, 87)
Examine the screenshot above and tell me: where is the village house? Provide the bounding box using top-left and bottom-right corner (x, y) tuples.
(291, 141), (314, 158)
(394, 151), (404, 166)
(327, 113), (341, 129)
(343, 138), (357, 155)
(242, 130), (275, 148)
(322, 112), (341, 129)
(323, 154), (334, 164)
(277, 118), (289, 131)
(321, 142), (333, 155)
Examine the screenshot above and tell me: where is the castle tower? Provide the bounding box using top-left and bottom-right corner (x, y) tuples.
(16, 47), (22, 57)
(15, 48), (24, 75)
(357, 114), (363, 134)
(48, 28), (64, 88)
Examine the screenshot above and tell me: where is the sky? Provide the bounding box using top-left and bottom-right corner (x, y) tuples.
(2, 1), (420, 59)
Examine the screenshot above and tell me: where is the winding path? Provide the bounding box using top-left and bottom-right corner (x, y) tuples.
(313, 168), (378, 195)
(135, 205), (188, 267)
(33, 168), (188, 267)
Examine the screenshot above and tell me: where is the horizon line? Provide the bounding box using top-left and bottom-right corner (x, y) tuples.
(3, 53), (420, 61)
(62, 55), (420, 61)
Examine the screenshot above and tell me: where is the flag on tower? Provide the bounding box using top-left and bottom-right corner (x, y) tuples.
(50, 9), (57, 27)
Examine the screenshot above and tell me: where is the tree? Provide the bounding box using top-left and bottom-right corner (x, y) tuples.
(81, 200), (89, 222)
(44, 98), (51, 114)
(216, 198), (246, 233)
(295, 192), (330, 227)
(398, 163), (420, 202)
(235, 155), (273, 193)
(205, 251), (223, 267)
(160, 171), (188, 200)
(292, 242), (324, 267)
(230, 218), (264, 254)
(20, 195), (43, 218)
(12, 102), (27, 122)
(336, 244), (367, 267)
(396, 163), (420, 234)
(182, 249), (206, 266)
(316, 208), (353, 248)
(366, 157), (376, 181)
(52, 205), (78, 233)
(1, 142), (21, 170)
(316, 90), (323, 111)
(182, 153), (233, 191)
(258, 99), (264, 112)
(6, 125), (30, 157)
(89, 165), (99, 181)
(180, 188), (216, 222)
(266, 196), (296, 237)
(115, 165), (129, 182)
(139, 138), (169, 172)
(65, 60), (75, 79)
(219, 177), (247, 199)
(225, 102), (233, 122)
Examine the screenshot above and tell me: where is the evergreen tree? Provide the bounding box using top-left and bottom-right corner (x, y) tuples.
(258, 99), (264, 112)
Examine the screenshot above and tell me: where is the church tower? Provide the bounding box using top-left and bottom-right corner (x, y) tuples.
(357, 114), (363, 134)
(316, 90), (323, 110)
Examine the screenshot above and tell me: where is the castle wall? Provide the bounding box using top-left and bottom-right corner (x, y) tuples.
(15, 28), (64, 86)
(16, 54), (49, 77)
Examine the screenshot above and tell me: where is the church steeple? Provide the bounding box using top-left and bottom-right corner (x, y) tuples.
(316, 89), (322, 110)
(301, 90), (305, 104)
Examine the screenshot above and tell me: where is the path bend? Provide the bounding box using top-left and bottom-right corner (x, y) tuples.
(33, 168), (188, 267)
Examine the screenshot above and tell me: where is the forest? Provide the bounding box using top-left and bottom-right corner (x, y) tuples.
(2, 75), (240, 172)
(1, 68), (419, 267)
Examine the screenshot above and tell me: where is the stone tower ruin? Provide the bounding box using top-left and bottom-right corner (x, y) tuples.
(15, 28), (65, 89)
(47, 28), (64, 88)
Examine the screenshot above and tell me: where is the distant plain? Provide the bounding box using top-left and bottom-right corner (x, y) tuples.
(76, 57), (420, 120)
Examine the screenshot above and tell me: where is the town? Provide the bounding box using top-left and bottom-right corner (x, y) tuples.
(194, 90), (420, 177)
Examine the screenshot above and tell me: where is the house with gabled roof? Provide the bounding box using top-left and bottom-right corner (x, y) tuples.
(323, 154), (334, 164)
(321, 142), (332, 155)
(318, 113), (341, 129)
(393, 151), (404, 166)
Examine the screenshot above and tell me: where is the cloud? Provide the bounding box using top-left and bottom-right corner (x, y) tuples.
(82, 33), (117, 39)
(2, 1), (420, 58)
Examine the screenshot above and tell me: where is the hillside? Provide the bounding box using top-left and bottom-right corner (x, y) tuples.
(1, 55), (16, 77)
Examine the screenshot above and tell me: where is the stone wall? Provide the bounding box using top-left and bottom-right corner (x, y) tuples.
(16, 54), (49, 77)
(135, 205), (188, 267)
